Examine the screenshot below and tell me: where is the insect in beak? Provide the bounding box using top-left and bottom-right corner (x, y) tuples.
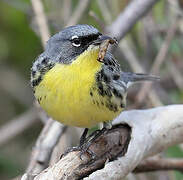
(93, 36), (117, 62)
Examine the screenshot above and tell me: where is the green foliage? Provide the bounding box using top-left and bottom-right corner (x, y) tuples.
(165, 146), (183, 180)
(0, 154), (23, 178)
(0, 1), (41, 77)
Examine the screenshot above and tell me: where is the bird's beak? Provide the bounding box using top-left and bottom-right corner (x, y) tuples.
(92, 35), (117, 46)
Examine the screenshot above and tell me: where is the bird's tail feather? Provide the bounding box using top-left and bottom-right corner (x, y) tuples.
(121, 72), (160, 88)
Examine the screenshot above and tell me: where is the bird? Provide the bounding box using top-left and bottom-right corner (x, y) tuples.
(31, 24), (159, 143)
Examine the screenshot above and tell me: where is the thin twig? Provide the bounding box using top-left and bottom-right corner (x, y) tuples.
(106, 0), (160, 41)
(66, 0), (91, 26)
(136, 19), (178, 104)
(96, 0), (112, 24)
(0, 107), (38, 146)
(31, 0), (50, 47)
(62, 0), (72, 24)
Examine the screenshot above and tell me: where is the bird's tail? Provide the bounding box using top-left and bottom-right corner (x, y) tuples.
(121, 72), (160, 88)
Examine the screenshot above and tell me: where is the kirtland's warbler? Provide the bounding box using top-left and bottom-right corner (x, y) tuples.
(31, 24), (158, 137)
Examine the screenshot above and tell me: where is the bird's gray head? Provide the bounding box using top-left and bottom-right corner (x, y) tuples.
(44, 24), (103, 63)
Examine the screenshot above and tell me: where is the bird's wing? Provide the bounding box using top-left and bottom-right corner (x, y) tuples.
(103, 52), (160, 90)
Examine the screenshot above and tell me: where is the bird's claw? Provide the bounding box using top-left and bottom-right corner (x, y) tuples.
(61, 128), (107, 160)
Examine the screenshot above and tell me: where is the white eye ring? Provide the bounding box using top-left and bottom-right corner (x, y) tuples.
(71, 35), (81, 47)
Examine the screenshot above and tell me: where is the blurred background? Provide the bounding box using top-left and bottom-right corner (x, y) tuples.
(0, 0), (183, 179)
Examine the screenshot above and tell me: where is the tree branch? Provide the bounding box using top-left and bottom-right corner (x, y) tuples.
(106, 0), (160, 41)
(30, 105), (183, 180)
(24, 119), (66, 180)
(134, 157), (183, 173)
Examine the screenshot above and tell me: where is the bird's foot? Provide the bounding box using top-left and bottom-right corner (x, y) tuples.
(60, 146), (81, 159)
(61, 127), (109, 160)
(79, 127), (107, 159)
(79, 128), (89, 146)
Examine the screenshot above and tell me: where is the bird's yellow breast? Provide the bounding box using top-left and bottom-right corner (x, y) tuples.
(34, 48), (121, 127)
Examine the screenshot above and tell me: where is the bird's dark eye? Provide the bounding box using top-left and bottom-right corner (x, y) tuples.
(71, 35), (81, 47)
